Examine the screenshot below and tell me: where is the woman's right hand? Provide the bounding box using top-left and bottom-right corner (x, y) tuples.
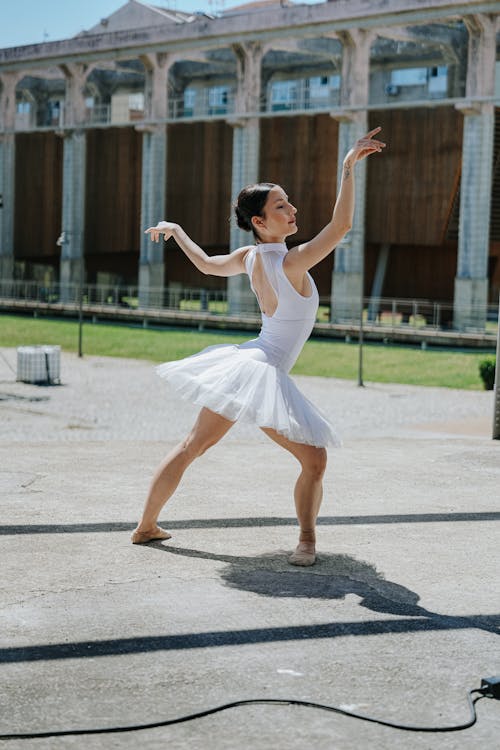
(144, 221), (179, 242)
(344, 127), (385, 166)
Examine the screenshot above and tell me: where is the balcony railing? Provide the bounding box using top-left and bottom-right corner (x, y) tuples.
(269, 90), (340, 113)
(86, 104), (112, 124)
(13, 87), (343, 130)
(168, 90), (236, 120)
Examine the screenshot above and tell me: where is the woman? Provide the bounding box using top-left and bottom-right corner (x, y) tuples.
(132, 127), (385, 565)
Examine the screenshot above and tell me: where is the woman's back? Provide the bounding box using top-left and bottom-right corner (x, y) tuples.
(244, 243), (319, 373)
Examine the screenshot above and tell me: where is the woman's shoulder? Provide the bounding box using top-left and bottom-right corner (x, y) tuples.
(232, 244), (255, 257)
(235, 244), (256, 268)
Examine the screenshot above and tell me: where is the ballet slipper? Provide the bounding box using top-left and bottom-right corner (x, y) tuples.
(288, 542), (316, 567)
(131, 526), (172, 544)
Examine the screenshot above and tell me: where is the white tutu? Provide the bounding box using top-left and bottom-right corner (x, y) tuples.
(156, 343), (341, 448)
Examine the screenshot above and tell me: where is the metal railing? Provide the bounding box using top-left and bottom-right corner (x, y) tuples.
(168, 90), (237, 120)
(327, 296), (499, 337)
(0, 280), (498, 337)
(268, 91), (341, 113)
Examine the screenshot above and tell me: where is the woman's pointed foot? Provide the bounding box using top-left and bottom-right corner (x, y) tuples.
(288, 542), (316, 567)
(131, 526), (172, 544)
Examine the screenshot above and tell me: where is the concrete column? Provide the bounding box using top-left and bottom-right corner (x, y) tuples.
(138, 54), (169, 307)
(331, 113), (369, 322)
(453, 15), (496, 330)
(0, 73), (20, 281)
(58, 65), (90, 298)
(229, 122), (260, 252)
(138, 126), (167, 307)
(227, 42), (263, 315)
(59, 130), (86, 300)
(331, 30), (373, 323)
(59, 63), (91, 127)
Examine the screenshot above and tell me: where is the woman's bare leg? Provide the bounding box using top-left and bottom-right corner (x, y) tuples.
(132, 408), (235, 543)
(261, 427), (327, 565)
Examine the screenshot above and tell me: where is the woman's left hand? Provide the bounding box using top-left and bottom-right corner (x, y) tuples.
(345, 127), (386, 165)
(144, 221), (179, 243)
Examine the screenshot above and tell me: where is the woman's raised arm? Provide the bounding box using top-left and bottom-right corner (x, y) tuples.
(285, 127), (385, 275)
(145, 222), (250, 277)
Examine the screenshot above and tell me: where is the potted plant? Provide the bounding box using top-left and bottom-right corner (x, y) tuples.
(479, 357), (496, 390)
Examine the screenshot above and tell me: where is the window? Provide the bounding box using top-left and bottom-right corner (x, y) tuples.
(184, 88), (196, 109)
(208, 86), (230, 109)
(391, 68), (428, 86)
(48, 99), (62, 125)
(128, 92), (144, 111)
(428, 66), (448, 95)
(309, 75), (340, 100)
(271, 80), (297, 107)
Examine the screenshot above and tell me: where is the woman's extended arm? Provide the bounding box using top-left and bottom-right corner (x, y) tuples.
(285, 127), (385, 275)
(145, 222), (250, 277)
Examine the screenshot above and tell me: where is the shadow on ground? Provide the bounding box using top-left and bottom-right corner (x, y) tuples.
(158, 543), (500, 632)
(2, 510), (500, 536)
(159, 545), (423, 616)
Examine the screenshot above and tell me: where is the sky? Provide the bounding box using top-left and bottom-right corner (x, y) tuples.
(0, 0), (322, 49)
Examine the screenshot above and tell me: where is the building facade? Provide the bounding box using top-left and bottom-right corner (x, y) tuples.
(0, 0), (499, 327)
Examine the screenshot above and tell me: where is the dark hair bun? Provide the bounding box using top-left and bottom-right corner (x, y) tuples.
(235, 205), (253, 232)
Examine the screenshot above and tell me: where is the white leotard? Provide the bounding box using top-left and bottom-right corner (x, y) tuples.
(242, 243), (319, 373)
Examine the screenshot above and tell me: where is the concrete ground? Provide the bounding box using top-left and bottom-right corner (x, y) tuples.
(0, 348), (499, 749)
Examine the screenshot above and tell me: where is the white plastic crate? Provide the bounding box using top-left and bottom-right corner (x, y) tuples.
(17, 345), (61, 385)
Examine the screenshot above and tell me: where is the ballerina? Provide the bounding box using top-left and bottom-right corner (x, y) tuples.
(132, 127), (385, 565)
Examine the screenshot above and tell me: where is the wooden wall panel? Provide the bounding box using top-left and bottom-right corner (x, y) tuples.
(167, 121), (233, 249)
(85, 127), (142, 255)
(259, 114), (338, 244)
(365, 242), (457, 302)
(85, 251), (139, 283)
(14, 132), (63, 259)
(367, 108), (463, 246)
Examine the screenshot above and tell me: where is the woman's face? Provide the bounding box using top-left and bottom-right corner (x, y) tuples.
(252, 186), (298, 241)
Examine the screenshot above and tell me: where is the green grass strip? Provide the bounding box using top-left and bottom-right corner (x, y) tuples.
(0, 313), (492, 390)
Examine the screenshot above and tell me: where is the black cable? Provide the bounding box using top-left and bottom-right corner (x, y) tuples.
(0, 688), (488, 740)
